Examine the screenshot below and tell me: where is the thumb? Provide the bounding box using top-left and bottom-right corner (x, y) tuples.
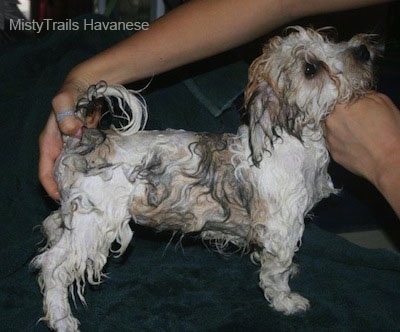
(52, 91), (84, 138)
(54, 110), (85, 138)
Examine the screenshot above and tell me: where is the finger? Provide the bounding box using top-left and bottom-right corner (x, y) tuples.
(38, 113), (63, 201)
(55, 111), (84, 138)
(38, 165), (61, 201)
(38, 141), (61, 201)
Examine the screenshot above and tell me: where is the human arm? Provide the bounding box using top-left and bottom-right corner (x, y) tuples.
(324, 93), (400, 218)
(54, 0), (391, 110)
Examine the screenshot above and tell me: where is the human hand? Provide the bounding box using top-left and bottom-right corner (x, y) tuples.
(323, 92), (400, 217)
(38, 79), (101, 201)
(324, 92), (400, 185)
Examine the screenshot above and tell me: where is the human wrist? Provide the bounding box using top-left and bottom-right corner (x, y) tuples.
(69, 49), (141, 86)
(374, 154), (400, 218)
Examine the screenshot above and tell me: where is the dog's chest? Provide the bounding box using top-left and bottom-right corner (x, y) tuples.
(255, 133), (333, 212)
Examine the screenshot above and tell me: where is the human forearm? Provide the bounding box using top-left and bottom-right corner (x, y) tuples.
(68, 0), (294, 85)
(362, 97), (400, 219)
(67, 0), (392, 85)
(375, 152), (400, 218)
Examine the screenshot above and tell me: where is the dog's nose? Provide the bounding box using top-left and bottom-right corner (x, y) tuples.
(353, 44), (370, 62)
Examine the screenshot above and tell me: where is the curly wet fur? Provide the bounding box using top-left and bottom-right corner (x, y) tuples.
(32, 27), (379, 331)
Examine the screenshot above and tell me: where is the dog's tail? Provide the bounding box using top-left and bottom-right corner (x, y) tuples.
(76, 81), (148, 136)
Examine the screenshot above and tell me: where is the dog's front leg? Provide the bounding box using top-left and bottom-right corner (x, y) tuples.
(257, 247), (309, 315)
(251, 219), (309, 315)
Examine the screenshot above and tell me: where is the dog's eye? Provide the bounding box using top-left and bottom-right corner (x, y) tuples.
(352, 44), (370, 62)
(304, 62), (318, 78)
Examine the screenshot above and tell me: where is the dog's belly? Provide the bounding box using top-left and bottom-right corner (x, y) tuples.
(122, 130), (254, 241)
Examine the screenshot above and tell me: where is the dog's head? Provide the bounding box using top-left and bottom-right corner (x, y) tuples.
(244, 26), (381, 166)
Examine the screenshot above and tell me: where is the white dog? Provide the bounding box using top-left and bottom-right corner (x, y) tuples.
(33, 27), (379, 331)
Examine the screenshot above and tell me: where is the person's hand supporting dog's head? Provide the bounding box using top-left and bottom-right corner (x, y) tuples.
(324, 92), (400, 217)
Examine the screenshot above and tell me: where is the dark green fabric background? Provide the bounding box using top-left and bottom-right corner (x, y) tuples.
(1, 16), (399, 331)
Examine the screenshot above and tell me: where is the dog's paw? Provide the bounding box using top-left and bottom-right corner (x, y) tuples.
(269, 291), (310, 315)
(50, 315), (80, 332)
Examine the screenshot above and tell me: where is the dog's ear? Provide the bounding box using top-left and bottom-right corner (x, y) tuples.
(244, 78), (281, 167)
(244, 38), (305, 167)
(244, 46), (289, 167)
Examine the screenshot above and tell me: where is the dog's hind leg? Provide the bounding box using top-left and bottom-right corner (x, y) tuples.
(33, 207), (133, 331)
(41, 210), (64, 248)
(32, 234), (81, 331)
